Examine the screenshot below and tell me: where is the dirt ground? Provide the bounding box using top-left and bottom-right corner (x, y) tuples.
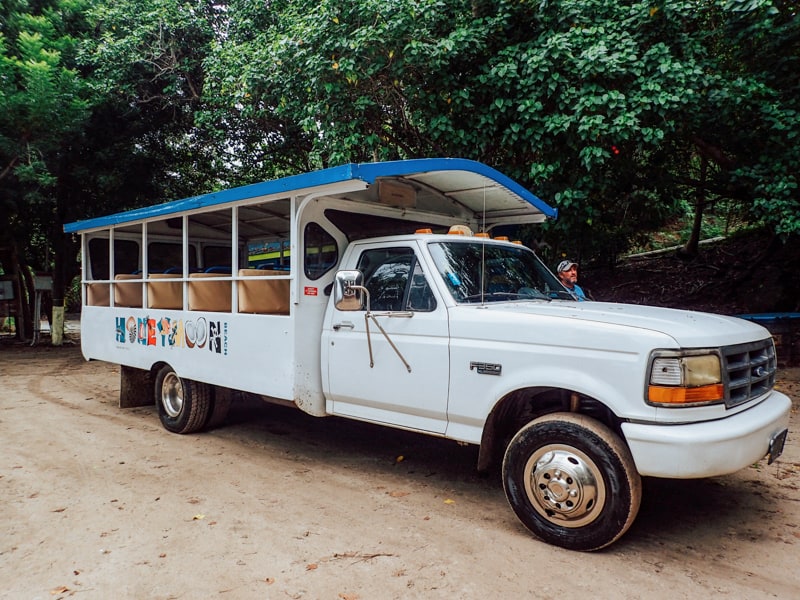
(1, 341), (799, 600)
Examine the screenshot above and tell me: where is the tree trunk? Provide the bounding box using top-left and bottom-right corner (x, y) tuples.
(683, 155), (708, 258)
(11, 245), (33, 341)
(50, 231), (68, 346)
(51, 145), (79, 345)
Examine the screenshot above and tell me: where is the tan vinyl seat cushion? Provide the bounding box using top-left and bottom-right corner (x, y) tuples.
(188, 273), (231, 312)
(114, 274), (142, 308)
(147, 274), (183, 309)
(238, 269), (290, 315)
(87, 282), (110, 307)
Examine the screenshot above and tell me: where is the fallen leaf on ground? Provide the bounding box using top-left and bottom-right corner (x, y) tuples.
(264, 577), (275, 584)
(192, 514), (205, 520)
(50, 586), (69, 595)
(339, 594), (359, 600)
(306, 563), (318, 571)
(444, 498), (455, 504)
(388, 490), (409, 498)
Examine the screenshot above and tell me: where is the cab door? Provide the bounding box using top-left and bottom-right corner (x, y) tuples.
(322, 244), (449, 433)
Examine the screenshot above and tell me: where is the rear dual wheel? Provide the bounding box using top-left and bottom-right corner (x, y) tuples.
(502, 413), (642, 551)
(154, 365), (211, 434)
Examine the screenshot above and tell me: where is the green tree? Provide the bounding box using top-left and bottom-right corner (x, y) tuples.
(0, 0), (93, 340)
(1, 0), (219, 341)
(3, 0), (798, 337)
(81, 0), (226, 196)
(201, 0), (798, 263)
(715, 0), (799, 238)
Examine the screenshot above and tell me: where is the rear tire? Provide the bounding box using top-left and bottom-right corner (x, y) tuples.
(154, 365), (211, 434)
(502, 412), (641, 551)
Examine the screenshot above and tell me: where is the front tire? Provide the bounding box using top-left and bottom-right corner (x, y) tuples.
(502, 413), (642, 551)
(154, 365), (211, 434)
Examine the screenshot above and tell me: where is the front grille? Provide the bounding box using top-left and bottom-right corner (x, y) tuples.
(722, 339), (776, 408)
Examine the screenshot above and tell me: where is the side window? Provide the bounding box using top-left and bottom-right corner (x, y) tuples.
(148, 242), (198, 274)
(406, 262), (436, 312)
(356, 247), (436, 312)
(202, 245), (232, 272)
(88, 238), (139, 279)
(304, 222), (338, 280)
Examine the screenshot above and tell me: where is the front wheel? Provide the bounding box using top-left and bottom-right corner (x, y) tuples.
(154, 365), (211, 434)
(502, 413), (642, 551)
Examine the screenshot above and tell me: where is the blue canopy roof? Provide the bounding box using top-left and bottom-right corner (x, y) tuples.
(64, 158), (557, 234)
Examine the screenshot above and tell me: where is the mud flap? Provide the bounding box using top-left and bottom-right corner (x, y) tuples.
(120, 365), (154, 408)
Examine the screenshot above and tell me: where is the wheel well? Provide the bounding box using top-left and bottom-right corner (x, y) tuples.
(150, 361), (170, 379)
(476, 387), (623, 473)
(148, 362), (173, 400)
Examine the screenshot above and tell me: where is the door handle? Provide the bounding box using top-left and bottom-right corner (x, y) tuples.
(332, 321), (355, 331)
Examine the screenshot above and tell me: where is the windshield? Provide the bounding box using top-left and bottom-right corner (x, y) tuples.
(428, 241), (573, 303)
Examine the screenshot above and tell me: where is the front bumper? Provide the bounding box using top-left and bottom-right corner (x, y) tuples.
(622, 391), (791, 478)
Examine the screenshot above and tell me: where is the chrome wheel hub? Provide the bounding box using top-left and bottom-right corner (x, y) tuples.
(523, 445), (606, 528)
(161, 372), (184, 418)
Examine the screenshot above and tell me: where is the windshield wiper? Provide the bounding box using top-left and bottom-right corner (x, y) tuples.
(461, 290), (552, 303)
(549, 289), (578, 300)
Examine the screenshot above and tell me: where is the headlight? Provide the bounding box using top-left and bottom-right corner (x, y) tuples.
(647, 352), (724, 406)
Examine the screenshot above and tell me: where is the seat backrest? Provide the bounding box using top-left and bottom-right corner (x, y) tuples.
(87, 282), (110, 306)
(237, 269), (290, 315)
(114, 274), (143, 308)
(366, 258), (411, 311)
(188, 273), (231, 312)
(147, 274), (183, 309)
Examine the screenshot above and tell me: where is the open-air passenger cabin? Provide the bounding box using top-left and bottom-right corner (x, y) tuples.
(64, 158), (557, 316)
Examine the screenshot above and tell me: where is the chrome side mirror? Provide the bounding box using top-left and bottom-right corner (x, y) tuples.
(333, 270), (365, 311)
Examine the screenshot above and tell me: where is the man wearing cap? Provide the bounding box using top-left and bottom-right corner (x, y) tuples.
(556, 260), (587, 301)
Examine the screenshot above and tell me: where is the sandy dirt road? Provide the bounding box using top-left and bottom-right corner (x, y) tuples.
(1, 343), (799, 600)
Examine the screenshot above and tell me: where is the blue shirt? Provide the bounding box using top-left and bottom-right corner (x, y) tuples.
(568, 284), (587, 301)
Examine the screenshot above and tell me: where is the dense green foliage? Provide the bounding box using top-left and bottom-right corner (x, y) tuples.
(1, 0), (798, 337)
(1, 0), (93, 333)
(198, 0), (799, 261)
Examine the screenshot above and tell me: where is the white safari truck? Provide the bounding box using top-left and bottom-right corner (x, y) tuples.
(64, 158), (791, 551)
